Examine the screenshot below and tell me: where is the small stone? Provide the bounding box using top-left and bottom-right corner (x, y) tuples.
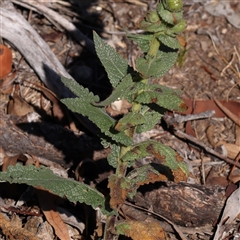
(221, 28), (227, 34)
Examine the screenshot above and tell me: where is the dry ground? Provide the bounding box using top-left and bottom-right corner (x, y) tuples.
(0, 0), (240, 240)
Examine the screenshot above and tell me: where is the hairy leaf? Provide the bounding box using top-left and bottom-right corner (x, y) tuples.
(93, 31), (129, 88)
(107, 144), (121, 168)
(115, 112), (145, 132)
(62, 98), (114, 129)
(136, 50), (178, 78)
(127, 34), (152, 53)
(135, 85), (185, 111)
(94, 74), (133, 107)
(125, 81), (147, 103)
(157, 34), (182, 49)
(0, 164), (111, 215)
(121, 140), (188, 178)
(138, 19), (167, 33)
(61, 76), (99, 101)
(62, 98), (133, 146)
(157, 3), (183, 25)
(135, 108), (163, 133)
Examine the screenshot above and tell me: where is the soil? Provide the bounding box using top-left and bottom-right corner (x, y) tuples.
(0, 0), (240, 240)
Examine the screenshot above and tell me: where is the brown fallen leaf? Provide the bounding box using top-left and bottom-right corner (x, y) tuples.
(206, 124), (216, 147)
(216, 141), (240, 160)
(215, 99), (240, 126)
(0, 44), (12, 79)
(116, 220), (166, 240)
(8, 92), (35, 116)
(2, 154), (20, 171)
(236, 125), (240, 146)
(36, 188), (71, 240)
(182, 99), (240, 137)
(182, 99), (240, 118)
(0, 211), (39, 240)
(0, 147), (28, 171)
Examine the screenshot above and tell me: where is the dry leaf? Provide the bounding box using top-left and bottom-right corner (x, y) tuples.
(0, 44), (12, 79)
(216, 141), (240, 159)
(108, 175), (128, 209)
(183, 99), (240, 118)
(236, 125), (240, 146)
(215, 100), (240, 126)
(182, 99), (240, 137)
(213, 187), (240, 240)
(36, 188), (71, 240)
(116, 220), (166, 240)
(2, 154), (20, 171)
(8, 93), (35, 116)
(206, 124), (216, 147)
(0, 71), (16, 94)
(0, 211), (39, 240)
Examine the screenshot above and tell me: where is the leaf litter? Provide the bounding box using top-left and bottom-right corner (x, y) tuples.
(0, 0), (240, 240)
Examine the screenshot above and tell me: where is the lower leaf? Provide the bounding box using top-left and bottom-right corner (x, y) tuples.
(0, 164), (111, 215)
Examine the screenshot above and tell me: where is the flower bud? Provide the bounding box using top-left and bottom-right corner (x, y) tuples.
(164, 0), (183, 12)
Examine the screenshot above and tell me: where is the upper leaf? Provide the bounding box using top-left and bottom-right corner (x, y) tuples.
(0, 164), (111, 215)
(135, 106), (163, 133)
(115, 112), (145, 132)
(93, 31), (129, 88)
(157, 34), (182, 49)
(127, 34), (152, 53)
(136, 50), (178, 78)
(157, 3), (183, 25)
(135, 84), (186, 111)
(93, 74), (133, 107)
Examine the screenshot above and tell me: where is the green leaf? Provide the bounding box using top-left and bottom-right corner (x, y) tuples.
(107, 144), (121, 168)
(138, 19), (167, 33)
(93, 31), (129, 88)
(135, 107), (163, 133)
(135, 85), (185, 111)
(61, 76), (99, 101)
(62, 98), (114, 129)
(115, 112), (145, 132)
(0, 164), (111, 215)
(127, 33), (152, 53)
(121, 140), (189, 176)
(125, 82), (147, 103)
(136, 50), (178, 78)
(157, 34), (182, 49)
(93, 74), (133, 107)
(62, 98), (133, 146)
(157, 3), (183, 25)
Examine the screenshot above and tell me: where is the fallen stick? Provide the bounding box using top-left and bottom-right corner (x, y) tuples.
(11, 0), (95, 54)
(1, 0), (97, 133)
